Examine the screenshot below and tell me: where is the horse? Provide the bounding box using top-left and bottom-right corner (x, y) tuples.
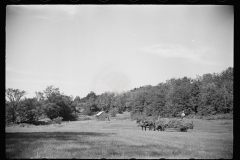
(136, 118), (141, 127)
(145, 120), (156, 131)
(138, 119), (148, 131)
(137, 119), (156, 131)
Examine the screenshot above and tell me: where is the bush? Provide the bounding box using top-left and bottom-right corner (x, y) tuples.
(44, 103), (60, 120)
(67, 111), (79, 121)
(109, 108), (118, 117)
(52, 117), (63, 124)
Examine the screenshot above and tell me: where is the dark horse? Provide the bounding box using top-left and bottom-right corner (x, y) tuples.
(137, 119), (156, 131)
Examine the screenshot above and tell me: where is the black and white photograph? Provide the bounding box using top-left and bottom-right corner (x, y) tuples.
(6, 5), (233, 159)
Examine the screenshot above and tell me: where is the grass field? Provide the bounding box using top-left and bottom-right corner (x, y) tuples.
(6, 118), (233, 159)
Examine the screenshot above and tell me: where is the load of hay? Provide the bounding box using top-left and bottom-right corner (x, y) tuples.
(181, 118), (194, 129)
(155, 118), (194, 132)
(155, 118), (171, 131)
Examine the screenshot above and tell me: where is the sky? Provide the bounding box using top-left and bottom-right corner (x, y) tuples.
(6, 5), (234, 99)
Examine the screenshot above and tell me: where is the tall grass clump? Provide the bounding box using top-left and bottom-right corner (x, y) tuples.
(52, 117), (63, 124)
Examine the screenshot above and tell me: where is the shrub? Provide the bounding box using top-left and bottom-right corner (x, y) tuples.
(109, 108), (118, 117)
(44, 103), (60, 120)
(52, 117), (63, 124)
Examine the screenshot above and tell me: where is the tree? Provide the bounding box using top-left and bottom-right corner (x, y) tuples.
(109, 107), (118, 117)
(129, 90), (148, 119)
(5, 88), (27, 123)
(6, 101), (16, 124)
(220, 67), (233, 82)
(57, 94), (78, 120)
(96, 92), (114, 112)
(189, 82), (201, 114)
(73, 96), (81, 103)
(43, 85), (61, 102)
(148, 89), (166, 118)
(84, 97), (99, 115)
(35, 91), (44, 101)
(18, 98), (44, 122)
(79, 91), (99, 115)
(42, 86), (78, 121)
(114, 93), (127, 113)
(198, 84), (217, 115)
(163, 77), (193, 117)
(6, 88), (26, 103)
(86, 91), (97, 100)
(43, 103), (60, 120)
(72, 96), (81, 112)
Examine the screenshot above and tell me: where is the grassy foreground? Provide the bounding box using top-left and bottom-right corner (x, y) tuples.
(6, 118), (233, 159)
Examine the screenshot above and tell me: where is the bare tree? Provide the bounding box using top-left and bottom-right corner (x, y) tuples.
(6, 88), (26, 123)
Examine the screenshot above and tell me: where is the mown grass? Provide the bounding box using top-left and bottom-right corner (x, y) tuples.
(6, 118), (233, 159)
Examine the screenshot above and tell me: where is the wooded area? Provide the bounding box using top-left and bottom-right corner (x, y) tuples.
(5, 67), (233, 124)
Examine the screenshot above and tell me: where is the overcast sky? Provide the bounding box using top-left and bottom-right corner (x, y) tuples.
(6, 5), (233, 99)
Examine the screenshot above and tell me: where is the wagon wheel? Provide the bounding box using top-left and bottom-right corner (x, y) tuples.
(179, 127), (188, 132)
(160, 126), (164, 131)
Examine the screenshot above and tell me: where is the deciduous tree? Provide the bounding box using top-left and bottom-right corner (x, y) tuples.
(5, 88), (26, 123)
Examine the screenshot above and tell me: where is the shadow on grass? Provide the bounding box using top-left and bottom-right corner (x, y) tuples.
(15, 121), (51, 126)
(6, 131), (229, 159)
(102, 144), (183, 158)
(6, 132), (115, 142)
(6, 131), (183, 159)
(6, 132), (116, 158)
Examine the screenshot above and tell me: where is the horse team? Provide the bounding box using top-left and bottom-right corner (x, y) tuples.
(136, 119), (159, 131)
(136, 118), (193, 132)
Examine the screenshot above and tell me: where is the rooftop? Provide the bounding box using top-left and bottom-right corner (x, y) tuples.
(95, 111), (104, 116)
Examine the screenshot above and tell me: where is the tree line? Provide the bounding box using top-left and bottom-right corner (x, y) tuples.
(5, 67), (233, 124)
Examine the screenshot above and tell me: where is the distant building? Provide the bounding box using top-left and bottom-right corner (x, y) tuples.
(95, 111), (110, 121)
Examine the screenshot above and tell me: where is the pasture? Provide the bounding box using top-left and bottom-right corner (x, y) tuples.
(6, 118), (233, 159)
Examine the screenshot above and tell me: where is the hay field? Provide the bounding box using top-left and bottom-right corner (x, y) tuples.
(6, 118), (233, 159)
